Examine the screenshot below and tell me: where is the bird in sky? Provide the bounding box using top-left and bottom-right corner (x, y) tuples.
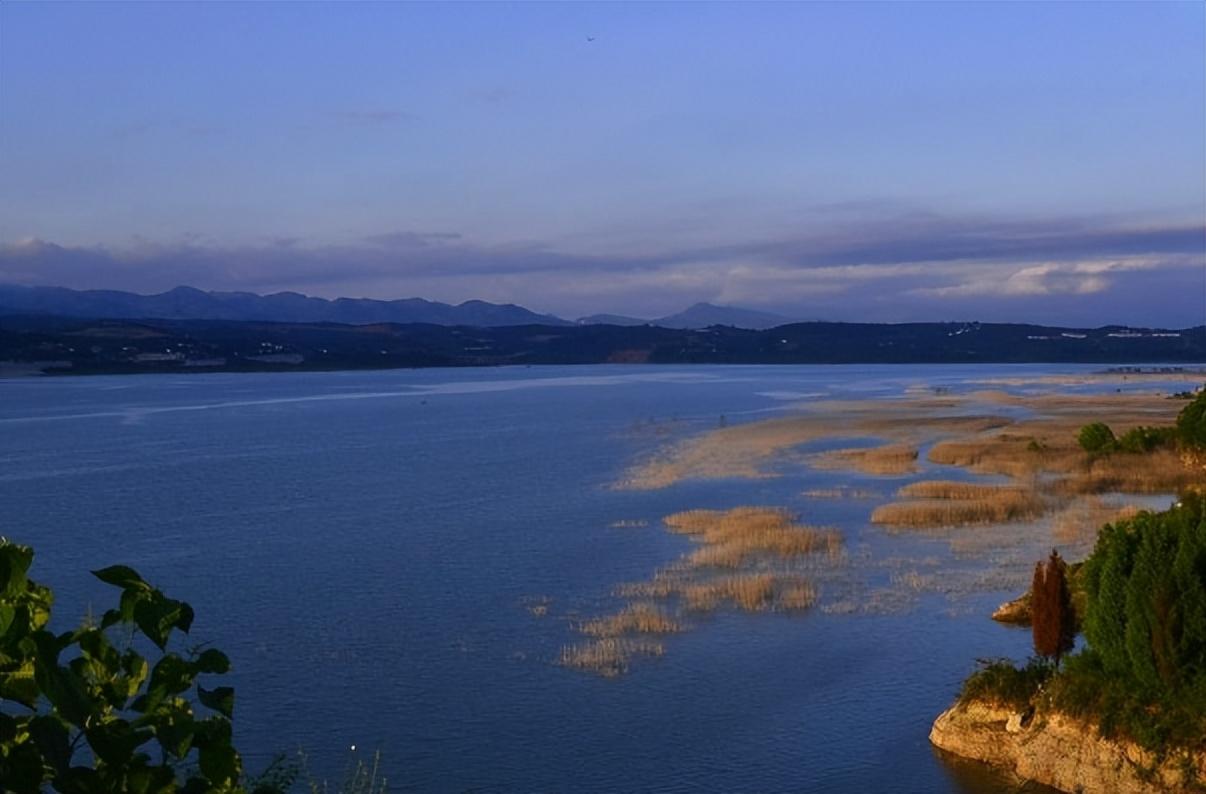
(586, 36), (596, 42)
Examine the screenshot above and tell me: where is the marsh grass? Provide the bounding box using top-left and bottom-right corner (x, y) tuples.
(777, 578), (819, 610)
(871, 488), (1046, 528)
(580, 603), (680, 637)
(571, 508), (840, 674)
(1051, 499), (1141, 546)
(665, 507), (842, 569)
(812, 444), (919, 475)
(558, 638), (665, 677)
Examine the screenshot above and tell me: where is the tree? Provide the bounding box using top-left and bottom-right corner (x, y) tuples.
(1032, 549), (1076, 666)
(1176, 389), (1206, 449)
(0, 540), (280, 794)
(1077, 422), (1117, 454)
(1078, 493), (1206, 696)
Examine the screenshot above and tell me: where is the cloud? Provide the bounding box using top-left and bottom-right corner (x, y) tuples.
(0, 212), (1202, 326)
(364, 231), (463, 249)
(910, 257), (1178, 299)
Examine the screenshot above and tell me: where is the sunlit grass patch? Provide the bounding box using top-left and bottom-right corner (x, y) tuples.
(871, 487), (1046, 528)
(665, 507), (842, 569)
(580, 603), (681, 637)
(812, 444), (920, 475)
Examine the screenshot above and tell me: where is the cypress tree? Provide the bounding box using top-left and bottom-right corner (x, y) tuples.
(1033, 548), (1076, 666)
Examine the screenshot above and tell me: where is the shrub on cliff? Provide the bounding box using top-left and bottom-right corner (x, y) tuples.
(1044, 493), (1206, 750)
(1079, 493), (1206, 696)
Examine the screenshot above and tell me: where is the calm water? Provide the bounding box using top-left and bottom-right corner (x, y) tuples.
(0, 364), (1184, 792)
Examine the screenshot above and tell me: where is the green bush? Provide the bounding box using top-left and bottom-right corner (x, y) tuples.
(1116, 426), (1178, 454)
(1177, 389), (1206, 449)
(0, 540), (279, 794)
(1077, 422), (1118, 454)
(1079, 494), (1206, 697)
(959, 657), (1053, 710)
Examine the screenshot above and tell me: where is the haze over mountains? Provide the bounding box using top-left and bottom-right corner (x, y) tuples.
(0, 284), (798, 330)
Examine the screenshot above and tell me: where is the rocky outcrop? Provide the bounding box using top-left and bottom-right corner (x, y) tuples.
(930, 699), (1206, 793)
(991, 592), (1031, 624)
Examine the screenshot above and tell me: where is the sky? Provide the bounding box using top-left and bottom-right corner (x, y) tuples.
(0, 1), (1203, 326)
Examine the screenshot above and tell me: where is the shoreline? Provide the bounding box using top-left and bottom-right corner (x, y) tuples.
(930, 699), (1205, 793)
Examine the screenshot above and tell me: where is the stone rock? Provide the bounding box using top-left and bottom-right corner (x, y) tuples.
(930, 699), (1205, 793)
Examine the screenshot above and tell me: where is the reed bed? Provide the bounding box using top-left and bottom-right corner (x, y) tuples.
(572, 507), (840, 674)
(1051, 498), (1141, 546)
(872, 483), (1046, 528)
(558, 638), (665, 677)
(1059, 449), (1200, 495)
(813, 444), (920, 475)
(777, 578), (819, 610)
(665, 507), (842, 569)
(898, 480), (1017, 500)
(681, 573), (777, 611)
(580, 603), (681, 637)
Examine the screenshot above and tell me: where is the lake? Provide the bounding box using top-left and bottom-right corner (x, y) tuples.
(0, 364), (1185, 792)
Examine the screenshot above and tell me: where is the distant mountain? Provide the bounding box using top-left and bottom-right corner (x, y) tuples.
(653, 302), (796, 330)
(576, 313), (650, 326)
(0, 285), (572, 327)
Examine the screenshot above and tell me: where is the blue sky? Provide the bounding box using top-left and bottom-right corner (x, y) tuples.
(1, 1), (1203, 325)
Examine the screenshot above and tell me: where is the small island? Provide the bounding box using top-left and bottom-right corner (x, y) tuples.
(931, 389), (1206, 793)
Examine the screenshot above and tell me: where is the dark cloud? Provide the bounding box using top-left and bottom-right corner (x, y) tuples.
(365, 231), (464, 249)
(1, 212), (1202, 326)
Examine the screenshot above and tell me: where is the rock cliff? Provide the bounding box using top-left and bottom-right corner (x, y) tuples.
(930, 699), (1205, 793)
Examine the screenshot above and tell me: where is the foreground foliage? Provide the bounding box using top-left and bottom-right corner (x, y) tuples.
(0, 541), (264, 794)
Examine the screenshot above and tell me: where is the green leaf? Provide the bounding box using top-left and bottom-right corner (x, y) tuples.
(198, 685), (235, 719)
(54, 767), (105, 794)
(84, 719), (153, 766)
(133, 595), (195, 650)
(198, 733), (241, 785)
(91, 565), (149, 591)
(195, 648), (231, 674)
(29, 714), (73, 774)
(37, 664), (95, 727)
(0, 542), (33, 599)
(148, 654), (196, 697)
(0, 740), (47, 794)
(0, 603), (16, 636)
(153, 705), (197, 759)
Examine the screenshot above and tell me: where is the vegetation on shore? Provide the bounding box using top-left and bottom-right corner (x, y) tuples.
(954, 389), (1206, 767)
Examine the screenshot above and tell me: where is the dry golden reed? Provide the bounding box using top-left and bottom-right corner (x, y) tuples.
(812, 444), (920, 475)
(580, 603), (681, 637)
(558, 638), (665, 677)
(663, 507), (842, 569)
(871, 495), (1046, 528)
(1051, 498), (1141, 546)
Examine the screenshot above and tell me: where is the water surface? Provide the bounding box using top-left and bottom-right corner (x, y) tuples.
(2, 364), (1183, 792)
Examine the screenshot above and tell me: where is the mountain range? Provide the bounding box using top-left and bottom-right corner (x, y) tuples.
(0, 285), (798, 330)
